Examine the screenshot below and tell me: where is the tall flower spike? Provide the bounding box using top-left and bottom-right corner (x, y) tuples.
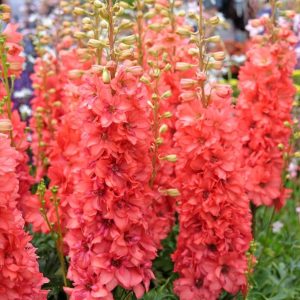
(237, 2), (297, 209)
(63, 1), (160, 299)
(172, 1), (252, 299)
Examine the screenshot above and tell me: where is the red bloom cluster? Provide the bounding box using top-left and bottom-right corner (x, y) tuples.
(64, 69), (158, 299)
(1, 24), (25, 77)
(237, 21), (297, 209)
(173, 84), (252, 299)
(0, 134), (48, 299)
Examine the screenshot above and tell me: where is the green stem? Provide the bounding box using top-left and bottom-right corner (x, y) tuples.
(149, 74), (160, 188)
(136, 0), (144, 66)
(197, 0), (206, 106)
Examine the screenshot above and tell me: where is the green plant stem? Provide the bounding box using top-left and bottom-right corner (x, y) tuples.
(136, 0), (144, 66)
(0, 42), (14, 144)
(197, 0), (206, 107)
(257, 207), (276, 263)
(149, 73), (160, 188)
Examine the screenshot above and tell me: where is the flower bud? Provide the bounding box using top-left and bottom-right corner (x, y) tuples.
(73, 7), (85, 15)
(206, 35), (221, 43)
(176, 62), (194, 71)
(164, 188), (180, 197)
(159, 124), (168, 134)
(52, 101), (61, 108)
(294, 152), (300, 158)
(82, 17), (92, 24)
(212, 51), (226, 61)
(0, 4), (11, 13)
(161, 90), (172, 99)
(149, 23), (164, 32)
(180, 79), (198, 89)
(0, 119), (12, 132)
(188, 48), (199, 56)
(208, 16), (220, 25)
(277, 143), (284, 150)
(87, 39), (106, 48)
(102, 68), (111, 84)
(162, 154), (178, 162)
(144, 11), (156, 19)
(161, 111), (172, 119)
(120, 35), (137, 45)
(283, 121), (291, 128)
(155, 137), (164, 145)
(94, 0), (103, 8)
(140, 76), (151, 84)
(176, 27), (192, 37)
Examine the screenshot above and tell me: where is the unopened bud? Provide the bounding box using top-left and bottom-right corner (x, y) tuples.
(73, 7), (85, 15)
(188, 48), (199, 56)
(140, 76), (151, 85)
(159, 124), (168, 134)
(294, 152), (300, 158)
(208, 16), (220, 25)
(87, 39), (106, 48)
(283, 121), (291, 128)
(206, 35), (221, 43)
(162, 154), (178, 162)
(155, 137), (164, 145)
(277, 143), (284, 150)
(74, 31), (86, 40)
(102, 68), (111, 84)
(53, 101), (62, 107)
(164, 188), (180, 197)
(0, 119), (12, 132)
(162, 111), (172, 118)
(161, 90), (172, 99)
(176, 62), (194, 71)
(176, 27), (192, 37)
(94, 0), (103, 8)
(180, 79), (197, 89)
(149, 23), (164, 32)
(212, 51), (226, 61)
(0, 4), (11, 13)
(120, 35), (136, 45)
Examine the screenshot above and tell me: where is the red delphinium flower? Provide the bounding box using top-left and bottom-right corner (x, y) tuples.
(137, 1), (195, 246)
(64, 68), (158, 299)
(26, 46), (92, 233)
(1, 24), (25, 77)
(237, 21), (297, 209)
(173, 84), (252, 300)
(0, 134), (48, 299)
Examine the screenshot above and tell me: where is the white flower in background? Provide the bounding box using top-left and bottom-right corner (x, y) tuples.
(296, 207), (300, 215)
(288, 159), (298, 179)
(19, 104), (32, 120)
(14, 88), (33, 100)
(272, 221), (284, 233)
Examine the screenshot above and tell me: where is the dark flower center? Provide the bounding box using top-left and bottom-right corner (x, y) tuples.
(111, 259), (121, 268)
(195, 278), (203, 288)
(202, 190), (210, 199)
(221, 264), (229, 274)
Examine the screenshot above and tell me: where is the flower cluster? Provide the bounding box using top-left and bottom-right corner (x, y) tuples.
(0, 134), (48, 299)
(173, 85), (252, 300)
(63, 69), (157, 299)
(237, 18), (297, 209)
